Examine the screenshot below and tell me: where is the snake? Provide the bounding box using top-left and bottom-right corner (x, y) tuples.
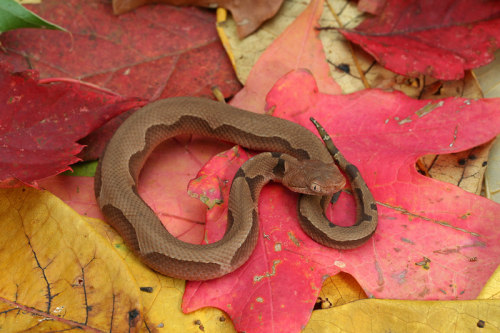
(95, 97), (378, 280)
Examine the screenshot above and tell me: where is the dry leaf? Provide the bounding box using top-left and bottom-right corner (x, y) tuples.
(474, 50), (500, 204)
(485, 138), (500, 204)
(420, 140), (493, 195)
(219, 0), (483, 99)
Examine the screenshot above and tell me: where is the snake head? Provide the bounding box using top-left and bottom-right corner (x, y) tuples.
(282, 159), (346, 195)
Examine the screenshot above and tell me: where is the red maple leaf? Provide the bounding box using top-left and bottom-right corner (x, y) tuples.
(340, 0), (500, 80)
(182, 70), (500, 332)
(0, 64), (145, 185)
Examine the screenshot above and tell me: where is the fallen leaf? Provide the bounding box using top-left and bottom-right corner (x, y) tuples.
(41, 134), (233, 245)
(187, 146), (251, 210)
(219, 0), (483, 99)
(478, 265), (500, 300)
(304, 296), (500, 332)
(420, 140), (493, 195)
(0, 186), (142, 330)
(475, 50), (500, 205)
(474, 49), (500, 98)
(0, 64), (145, 186)
(485, 138), (500, 204)
(112, 0), (284, 38)
(229, 0), (341, 113)
(0, 0), (240, 100)
(38, 175), (103, 219)
(316, 272), (367, 309)
(340, 0), (500, 80)
(182, 70), (500, 332)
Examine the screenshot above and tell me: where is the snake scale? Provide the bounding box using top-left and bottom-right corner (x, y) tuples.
(95, 97), (378, 280)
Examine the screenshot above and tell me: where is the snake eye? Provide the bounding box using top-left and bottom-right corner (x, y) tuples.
(311, 183), (322, 193)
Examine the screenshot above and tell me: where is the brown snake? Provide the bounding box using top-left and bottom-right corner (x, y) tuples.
(95, 97), (378, 280)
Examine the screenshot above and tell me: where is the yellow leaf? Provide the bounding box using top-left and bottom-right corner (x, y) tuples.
(0, 186), (235, 332)
(0, 186), (142, 330)
(317, 273), (367, 309)
(305, 267), (500, 332)
(477, 265), (500, 300)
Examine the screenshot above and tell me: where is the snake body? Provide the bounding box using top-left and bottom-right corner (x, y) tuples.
(95, 97), (377, 280)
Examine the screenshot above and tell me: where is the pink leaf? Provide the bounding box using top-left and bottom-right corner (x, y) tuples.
(231, 0), (341, 114)
(183, 70), (500, 332)
(340, 0), (500, 80)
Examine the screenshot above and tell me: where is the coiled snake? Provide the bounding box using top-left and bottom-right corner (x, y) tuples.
(95, 97), (377, 280)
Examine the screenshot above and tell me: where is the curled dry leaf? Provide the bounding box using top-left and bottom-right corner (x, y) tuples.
(112, 0), (284, 38)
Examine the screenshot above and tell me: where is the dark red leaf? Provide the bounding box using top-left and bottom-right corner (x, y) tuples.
(0, 0), (240, 100)
(340, 0), (500, 80)
(0, 63), (145, 185)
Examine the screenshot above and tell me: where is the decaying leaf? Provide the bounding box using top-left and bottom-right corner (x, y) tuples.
(112, 0), (284, 38)
(420, 140), (494, 195)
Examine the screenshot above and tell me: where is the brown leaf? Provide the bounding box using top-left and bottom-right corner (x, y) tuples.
(420, 140), (494, 195)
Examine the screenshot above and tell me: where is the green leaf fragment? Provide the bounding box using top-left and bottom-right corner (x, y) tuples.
(0, 0), (66, 33)
(62, 161), (98, 177)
